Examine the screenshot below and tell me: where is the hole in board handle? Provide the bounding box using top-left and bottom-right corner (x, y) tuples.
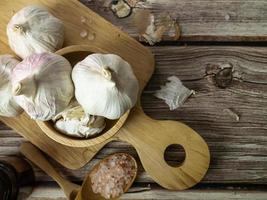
(164, 144), (186, 167)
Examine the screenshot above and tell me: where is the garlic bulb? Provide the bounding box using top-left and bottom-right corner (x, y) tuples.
(72, 54), (139, 120)
(0, 55), (23, 117)
(7, 5), (64, 58)
(11, 52), (74, 121)
(54, 103), (106, 138)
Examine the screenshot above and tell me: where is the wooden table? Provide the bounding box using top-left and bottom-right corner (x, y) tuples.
(1, 0), (267, 199)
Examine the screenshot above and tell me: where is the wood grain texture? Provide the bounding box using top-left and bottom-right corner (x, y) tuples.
(1, 46), (266, 185)
(20, 183), (267, 200)
(80, 0), (267, 41)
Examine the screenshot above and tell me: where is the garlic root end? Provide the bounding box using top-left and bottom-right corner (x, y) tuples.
(102, 67), (112, 80)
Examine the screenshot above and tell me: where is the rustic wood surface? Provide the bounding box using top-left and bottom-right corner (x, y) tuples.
(18, 183), (267, 200)
(80, 0), (267, 41)
(1, 45), (267, 198)
(1, 0), (267, 199)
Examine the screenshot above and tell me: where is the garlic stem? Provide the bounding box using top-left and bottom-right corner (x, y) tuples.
(102, 67), (113, 80)
(13, 24), (25, 34)
(13, 83), (22, 96)
(13, 76), (37, 99)
(102, 67), (117, 87)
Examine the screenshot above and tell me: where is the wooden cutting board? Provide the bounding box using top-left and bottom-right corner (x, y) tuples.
(0, 0), (210, 190)
(0, 0), (154, 169)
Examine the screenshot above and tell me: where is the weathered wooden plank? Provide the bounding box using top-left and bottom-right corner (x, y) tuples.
(80, 0), (267, 41)
(19, 183), (267, 200)
(1, 46), (267, 184)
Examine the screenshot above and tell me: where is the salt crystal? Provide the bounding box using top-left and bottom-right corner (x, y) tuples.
(80, 30), (88, 38)
(81, 16), (86, 23)
(87, 32), (95, 41)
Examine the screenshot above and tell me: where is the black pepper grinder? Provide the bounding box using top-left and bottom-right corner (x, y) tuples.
(0, 157), (35, 200)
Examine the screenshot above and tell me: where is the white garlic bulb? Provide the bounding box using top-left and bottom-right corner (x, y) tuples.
(11, 52), (74, 121)
(0, 55), (23, 117)
(72, 54), (139, 120)
(7, 5), (64, 58)
(54, 103), (106, 138)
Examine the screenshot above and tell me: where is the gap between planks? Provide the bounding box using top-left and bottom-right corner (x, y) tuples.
(80, 0), (267, 42)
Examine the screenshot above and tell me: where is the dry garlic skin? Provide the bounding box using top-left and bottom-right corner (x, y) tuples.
(0, 55), (23, 117)
(7, 5), (64, 58)
(72, 54), (139, 120)
(54, 103), (106, 138)
(11, 53), (74, 121)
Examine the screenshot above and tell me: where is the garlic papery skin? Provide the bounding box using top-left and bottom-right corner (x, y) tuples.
(7, 5), (64, 59)
(0, 55), (23, 117)
(72, 54), (139, 120)
(54, 104), (106, 138)
(11, 52), (74, 121)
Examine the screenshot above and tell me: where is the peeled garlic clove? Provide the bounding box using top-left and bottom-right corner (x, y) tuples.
(55, 117), (105, 138)
(0, 55), (23, 117)
(11, 52), (74, 121)
(54, 104), (106, 138)
(7, 5), (64, 58)
(72, 54), (139, 120)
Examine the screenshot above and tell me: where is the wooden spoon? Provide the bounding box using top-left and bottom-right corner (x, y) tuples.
(20, 142), (80, 200)
(20, 142), (137, 200)
(75, 153), (138, 200)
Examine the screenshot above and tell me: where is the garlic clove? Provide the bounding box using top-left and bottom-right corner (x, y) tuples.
(54, 102), (106, 138)
(7, 5), (64, 58)
(11, 52), (74, 121)
(72, 53), (139, 120)
(0, 55), (23, 117)
(55, 117), (106, 138)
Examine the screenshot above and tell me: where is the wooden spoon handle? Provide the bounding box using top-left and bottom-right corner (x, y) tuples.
(117, 107), (210, 190)
(20, 142), (80, 199)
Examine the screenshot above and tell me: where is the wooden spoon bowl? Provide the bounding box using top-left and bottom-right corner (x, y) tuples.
(37, 45), (130, 147)
(75, 153), (138, 200)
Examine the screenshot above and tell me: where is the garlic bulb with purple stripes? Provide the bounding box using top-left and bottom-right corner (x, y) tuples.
(11, 52), (74, 121)
(7, 5), (64, 58)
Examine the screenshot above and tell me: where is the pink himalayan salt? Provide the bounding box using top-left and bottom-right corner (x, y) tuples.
(90, 154), (137, 199)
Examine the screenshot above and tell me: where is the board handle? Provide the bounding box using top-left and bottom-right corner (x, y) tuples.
(117, 106), (210, 190)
